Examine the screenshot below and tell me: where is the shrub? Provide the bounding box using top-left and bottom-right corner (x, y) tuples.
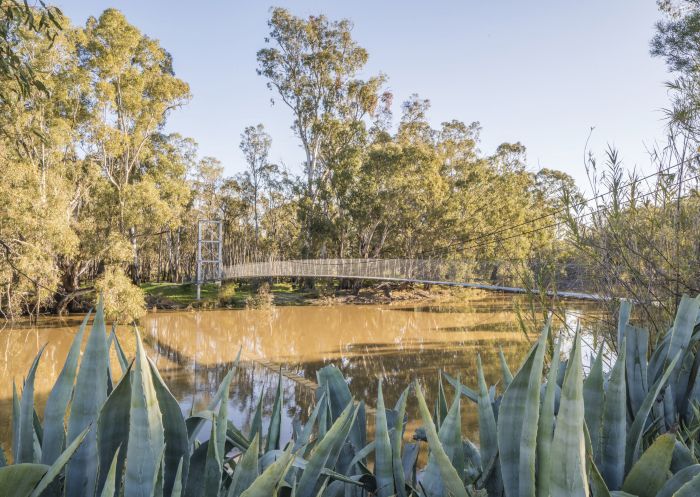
(245, 279), (273, 308)
(3, 294), (700, 496)
(94, 265), (145, 322)
(217, 282), (237, 306)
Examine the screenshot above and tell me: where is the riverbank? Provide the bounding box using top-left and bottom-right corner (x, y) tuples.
(141, 280), (456, 310)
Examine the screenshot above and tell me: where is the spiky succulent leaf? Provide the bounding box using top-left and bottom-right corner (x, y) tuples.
(536, 338), (561, 497)
(17, 345), (45, 463)
(414, 381), (468, 497)
(41, 311), (90, 465)
(622, 433), (675, 497)
(65, 298), (110, 497)
(124, 329), (166, 497)
(599, 340), (627, 490)
(550, 333), (588, 497)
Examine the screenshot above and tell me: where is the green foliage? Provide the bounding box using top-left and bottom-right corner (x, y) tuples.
(1, 4), (573, 318)
(218, 282), (237, 306)
(95, 266), (146, 322)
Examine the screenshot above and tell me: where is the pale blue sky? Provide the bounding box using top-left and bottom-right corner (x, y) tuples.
(55, 1), (672, 185)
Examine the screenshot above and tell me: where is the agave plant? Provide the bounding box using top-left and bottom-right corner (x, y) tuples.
(429, 295), (700, 497)
(4, 294), (700, 497)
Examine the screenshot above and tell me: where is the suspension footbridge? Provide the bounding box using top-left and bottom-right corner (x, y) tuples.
(220, 258), (604, 301)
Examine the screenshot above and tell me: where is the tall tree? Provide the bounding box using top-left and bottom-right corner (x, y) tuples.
(239, 124), (274, 252)
(79, 8), (191, 283)
(257, 7), (385, 255)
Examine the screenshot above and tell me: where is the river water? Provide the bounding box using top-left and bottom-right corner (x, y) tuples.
(0, 291), (602, 454)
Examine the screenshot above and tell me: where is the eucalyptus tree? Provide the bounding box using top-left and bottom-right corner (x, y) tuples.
(0, 0), (62, 100)
(257, 7), (385, 256)
(79, 8), (191, 283)
(239, 124), (274, 253)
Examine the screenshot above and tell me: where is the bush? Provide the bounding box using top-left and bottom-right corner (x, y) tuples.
(94, 265), (145, 322)
(217, 282), (237, 306)
(245, 279), (273, 308)
(4, 294), (700, 496)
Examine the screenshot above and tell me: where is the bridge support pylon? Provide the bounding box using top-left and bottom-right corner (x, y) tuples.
(196, 219), (223, 300)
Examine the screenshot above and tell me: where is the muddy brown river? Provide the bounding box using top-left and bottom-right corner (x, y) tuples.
(0, 291), (602, 454)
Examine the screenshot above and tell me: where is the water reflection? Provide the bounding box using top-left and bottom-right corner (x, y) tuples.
(0, 293), (602, 452)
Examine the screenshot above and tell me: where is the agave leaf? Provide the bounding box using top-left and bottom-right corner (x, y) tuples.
(673, 348), (696, 424)
(111, 326), (129, 376)
(124, 329), (166, 497)
(189, 350), (240, 443)
(673, 470), (700, 497)
(294, 393), (325, 454)
(617, 299), (632, 350)
(0, 463), (49, 497)
(227, 421), (252, 453)
(497, 342), (537, 497)
(442, 372), (479, 403)
(17, 345), (46, 463)
(550, 332), (588, 497)
(316, 365), (365, 451)
(625, 325), (649, 415)
(153, 449), (165, 497)
(536, 338), (561, 497)
(499, 345), (514, 388)
(374, 381), (394, 497)
(655, 464), (700, 497)
(239, 445), (294, 497)
(671, 440), (695, 472)
(588, 455), (612, 497)
(30, 427), (89, 497)
(621, 433), (675, 497)
(149, 357), (190, 497)
(184, 441), (208, 497)
(435, 371), (448, 429)
(625, 353), (681, 471)
(215, 370), (229, 467)
(96, 363), (132, 497)
(65, 298), (110, 497)
(497, 320), (548, 497)
(316, 366), (352, 420)
(391, 386), (409, 497)
(599, 339), (627, 490)
(684, 350), (700, 423)
(41, 311), (90, 465)
(518, 321), (549, 497)
(402, 442), (419, 486)
(97, 449), (121, 497)
(297, 402), (357, 497)
(421, 376), (464, 497)
(12, 381), (19, 461)
(477, 354), (498, 481)
(227, 434), (260, 497)
(347, 441), (376, 476)
(583, 345), (605, 460)
(666, 295), (700, 372)
(266, 369), (283, 452)
(414, 381), (468, 497)
(171, 458), (184, 497)
(648, 333), (671, 385)
(203, 413), (222, 497)
(249, 393), (264, 442)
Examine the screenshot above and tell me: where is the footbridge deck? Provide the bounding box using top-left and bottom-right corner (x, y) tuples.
(222, 258), (604, 302)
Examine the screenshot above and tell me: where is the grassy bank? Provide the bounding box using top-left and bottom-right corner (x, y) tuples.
(140, 280), (449, 310)
(140, 281), (324, 309)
